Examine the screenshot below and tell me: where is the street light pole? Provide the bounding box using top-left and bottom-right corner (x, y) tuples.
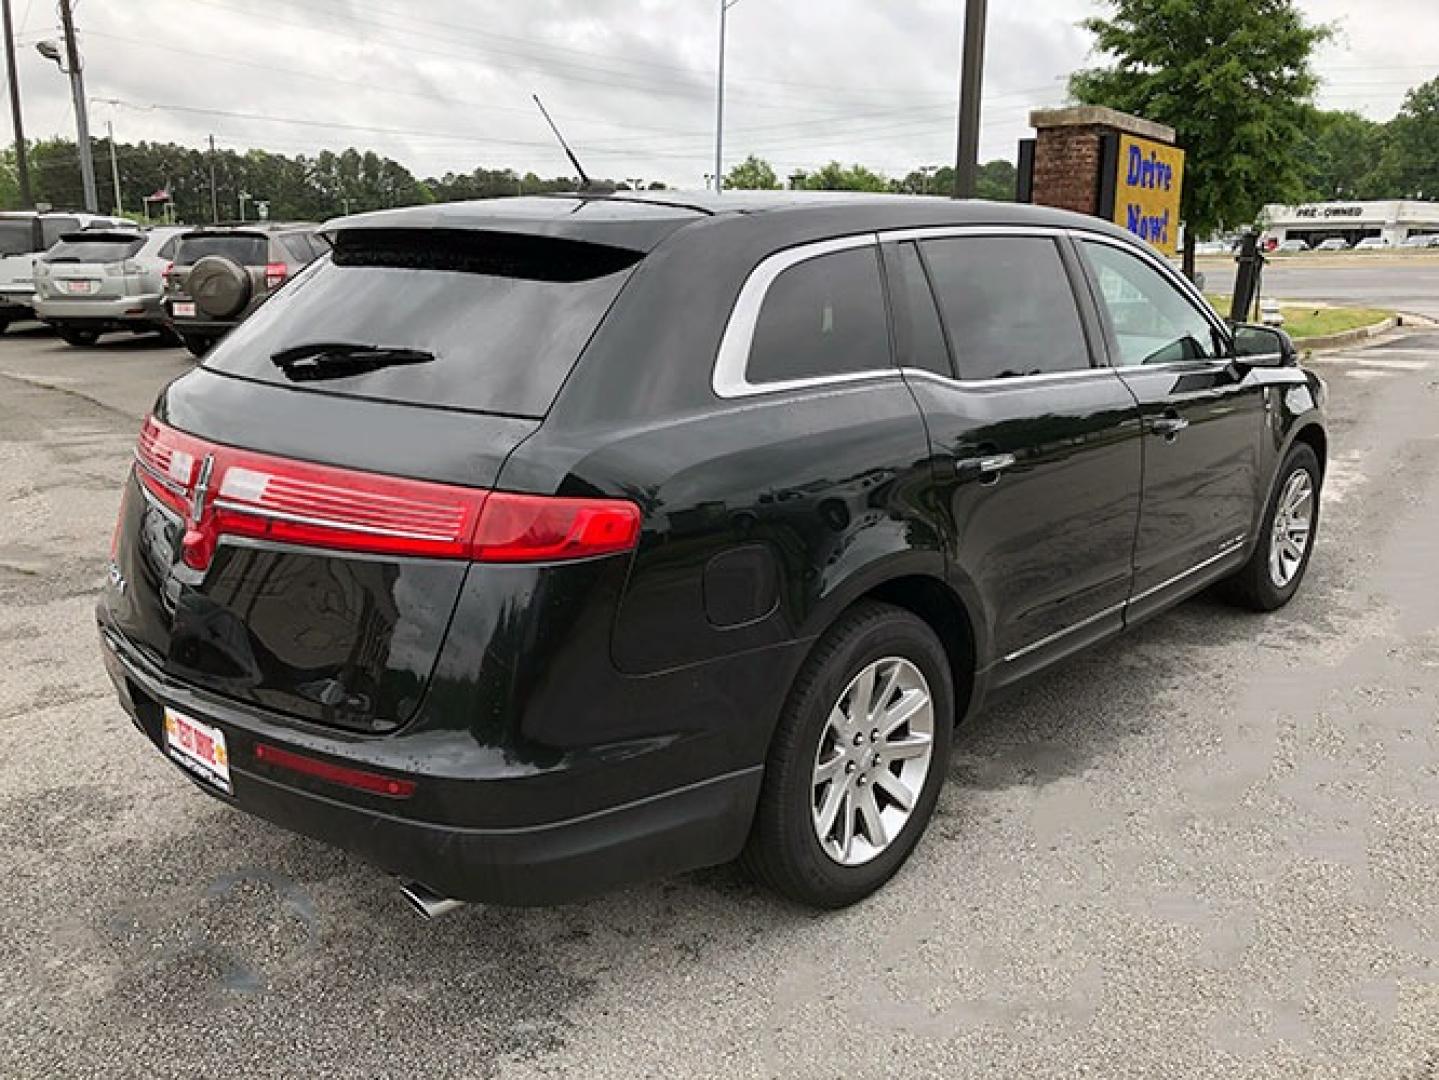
(105, 119), (121, 214)
(57, 0), (97, 212)
(714, 0), (741, 195)
(952, 0), (988, 199)
(1, 0), (30, 208)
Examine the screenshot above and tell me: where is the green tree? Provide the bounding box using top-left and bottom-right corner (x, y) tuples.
(1383, 77), (1439, 199)
(800, 161), (890, 192)
(725, 155), (779, 190)
(1070, 0), (1331, 275)
(1299, 109), (1392, 200)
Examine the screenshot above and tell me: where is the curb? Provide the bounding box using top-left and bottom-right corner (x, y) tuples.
(1297, 317), (1397, 353)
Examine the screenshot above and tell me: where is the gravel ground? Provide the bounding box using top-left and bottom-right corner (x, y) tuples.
(0, 322), (1436, 1079)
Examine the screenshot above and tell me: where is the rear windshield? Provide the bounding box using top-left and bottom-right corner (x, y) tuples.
(175, 234), (268, 266)
(0, 219), (35, 255)
(43, 235), (145, 263)
(202, 229), (641, 417)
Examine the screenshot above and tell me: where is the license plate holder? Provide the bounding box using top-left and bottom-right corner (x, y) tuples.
(163, 707), (232, 794)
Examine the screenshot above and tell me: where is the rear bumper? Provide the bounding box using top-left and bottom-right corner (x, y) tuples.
(98, 616), (764, 906)
(36, 292), (166, 328)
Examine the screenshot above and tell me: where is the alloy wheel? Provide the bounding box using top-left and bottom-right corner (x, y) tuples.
(811, 657), (935, 867)
(1269, 469), (1314, 588)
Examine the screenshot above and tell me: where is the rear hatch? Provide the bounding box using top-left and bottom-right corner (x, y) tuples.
(168, 231), (270, 312)
(36, 232), (145, 302)
(107, 223), (651, 732)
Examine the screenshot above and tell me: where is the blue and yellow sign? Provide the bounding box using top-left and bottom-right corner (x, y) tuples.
(1111, 134), (1185, 256)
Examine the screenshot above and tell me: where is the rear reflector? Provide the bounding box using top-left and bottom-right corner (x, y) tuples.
(252, 742), (416, 798)
(130, 416), (641, 569)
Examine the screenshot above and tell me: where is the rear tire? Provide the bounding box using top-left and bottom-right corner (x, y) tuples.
(181, 333), (213, 358)
(58, 329), (100, 347)
(0, 318), (10, 335)
(1221, 443), (1321, 611)
(742, 601), (954, 908)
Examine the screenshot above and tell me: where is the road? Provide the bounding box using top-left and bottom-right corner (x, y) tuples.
(2, 323), (1438, 1080)
(1200, 254), (1439, 319)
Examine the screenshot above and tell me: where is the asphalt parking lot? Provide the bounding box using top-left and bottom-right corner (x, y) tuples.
(3, 320), (1439, 1079)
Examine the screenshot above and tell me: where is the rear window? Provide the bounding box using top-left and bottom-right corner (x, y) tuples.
(202, 229), (642, 418)
(42, 235), (145, 263)
(176, 234), (269, 266)
(0, 219), (34, 255)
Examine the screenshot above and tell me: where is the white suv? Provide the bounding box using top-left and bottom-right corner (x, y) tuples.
(0, 210), (133, 330)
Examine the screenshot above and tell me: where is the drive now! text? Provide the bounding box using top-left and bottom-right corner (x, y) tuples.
(1126, 205), (1172, 246)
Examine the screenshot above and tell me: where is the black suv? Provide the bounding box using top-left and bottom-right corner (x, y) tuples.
(164, 223), (326, 356)
(99, 194), (1326, 913)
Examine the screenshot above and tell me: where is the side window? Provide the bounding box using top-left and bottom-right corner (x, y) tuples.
(746, 245), (891, 385)
(308, 233), (331, 259)
(1080, 240), (1223, 366)
(882, 241), (952, 378)
(279, 234), (312, 264)
(156, 236), (178, 260)
(40, 216), (79, 247)
(920, 236), (1091, 380)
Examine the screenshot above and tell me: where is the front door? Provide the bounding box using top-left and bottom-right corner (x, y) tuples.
(885, 232), (1143, 681)
(1074, 237), (1268, 616)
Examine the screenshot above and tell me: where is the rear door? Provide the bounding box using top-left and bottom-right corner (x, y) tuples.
(889, 229), (1143, 680)
(1073, 236), (1266, 618)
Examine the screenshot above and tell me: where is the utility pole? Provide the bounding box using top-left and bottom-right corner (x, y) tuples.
(2, 0), (29, 207)
(57, 0), (97, 212)
(713, 0), (741, 195)
(207, 134), (219, 223)
(105, 120), (121, 214)
(952, 0), (988, 199)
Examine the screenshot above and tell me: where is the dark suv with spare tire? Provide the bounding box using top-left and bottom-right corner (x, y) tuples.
(164, 223), (326, 356)
(99, 193), (1326, 914)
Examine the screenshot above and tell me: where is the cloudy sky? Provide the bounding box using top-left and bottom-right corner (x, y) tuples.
(8, 0), (1437, 187)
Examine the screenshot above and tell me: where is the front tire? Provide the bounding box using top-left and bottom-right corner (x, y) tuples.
(1222, 443), (1321, 611)
(180, 333), (213, 358)
(742, 602), (954, 908)
(58, 329), (100, 347)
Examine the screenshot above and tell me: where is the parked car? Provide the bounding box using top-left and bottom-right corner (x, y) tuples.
(1315, 238), (1350, 252)
(33, 226), (188, 345)
(1355, 236), (1391, 250)
(1275, 238), (1309, 253)
(0, 210), (134, 330)
(164, 223), (327, 356)
(1400, 235), (1437, 249)
(99, 193), (1327, 913)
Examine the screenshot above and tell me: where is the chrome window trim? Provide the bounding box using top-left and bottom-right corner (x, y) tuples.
(899, 366), (1123, 391)
(711, 233), (883, 399)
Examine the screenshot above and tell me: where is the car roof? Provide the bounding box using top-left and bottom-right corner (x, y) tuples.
(324, 191), (1139, 253)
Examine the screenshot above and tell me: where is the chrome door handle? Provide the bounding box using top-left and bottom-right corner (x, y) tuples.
(1150, 416), (1189, 439)
(955, 452), (1016, 485)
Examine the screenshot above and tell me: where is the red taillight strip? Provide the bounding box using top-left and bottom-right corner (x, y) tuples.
(130, 416), (643, 568)
(252, 742), (416, 798)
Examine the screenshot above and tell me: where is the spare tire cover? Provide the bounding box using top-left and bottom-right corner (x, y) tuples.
(189, 255), (251, 318)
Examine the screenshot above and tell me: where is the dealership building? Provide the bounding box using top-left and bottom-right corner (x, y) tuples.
(1260, 199), (1439, 246)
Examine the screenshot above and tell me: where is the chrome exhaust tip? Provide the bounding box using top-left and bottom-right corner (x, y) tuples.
(399, 880), (466, 920)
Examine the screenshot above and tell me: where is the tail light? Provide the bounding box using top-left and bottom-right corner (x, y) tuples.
(265, 262), (288, 289)
(131, 416), (641, 571)
(161, 261), (174, 287)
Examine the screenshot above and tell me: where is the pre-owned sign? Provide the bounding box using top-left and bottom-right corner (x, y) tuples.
(1100, 133), (1186, 257)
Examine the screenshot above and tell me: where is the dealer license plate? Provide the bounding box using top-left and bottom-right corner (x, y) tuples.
(164, 707), (232, 794)
(171, 301), (196, 318)
(64, 279), (97, 295)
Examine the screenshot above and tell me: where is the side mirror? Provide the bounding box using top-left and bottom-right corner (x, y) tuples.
(1232, 323), (1298, 367)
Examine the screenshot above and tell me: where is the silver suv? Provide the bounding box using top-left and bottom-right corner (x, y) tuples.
(34, 226), (188, 346)
(0, 210), (134, 329)
(164, 224), (327, 356)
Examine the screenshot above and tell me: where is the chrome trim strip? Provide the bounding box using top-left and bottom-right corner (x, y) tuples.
(712, 233), (881, 399)
(1128, 540), (1247, 606)
(1001, 536), (1248, 664)
(211, 499), (457, 542)
(1001, 600), (1126, 664)
(899, 366), (1118, 390)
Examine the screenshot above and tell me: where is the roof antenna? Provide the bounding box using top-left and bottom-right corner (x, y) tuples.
(532, 94), (591, 191)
